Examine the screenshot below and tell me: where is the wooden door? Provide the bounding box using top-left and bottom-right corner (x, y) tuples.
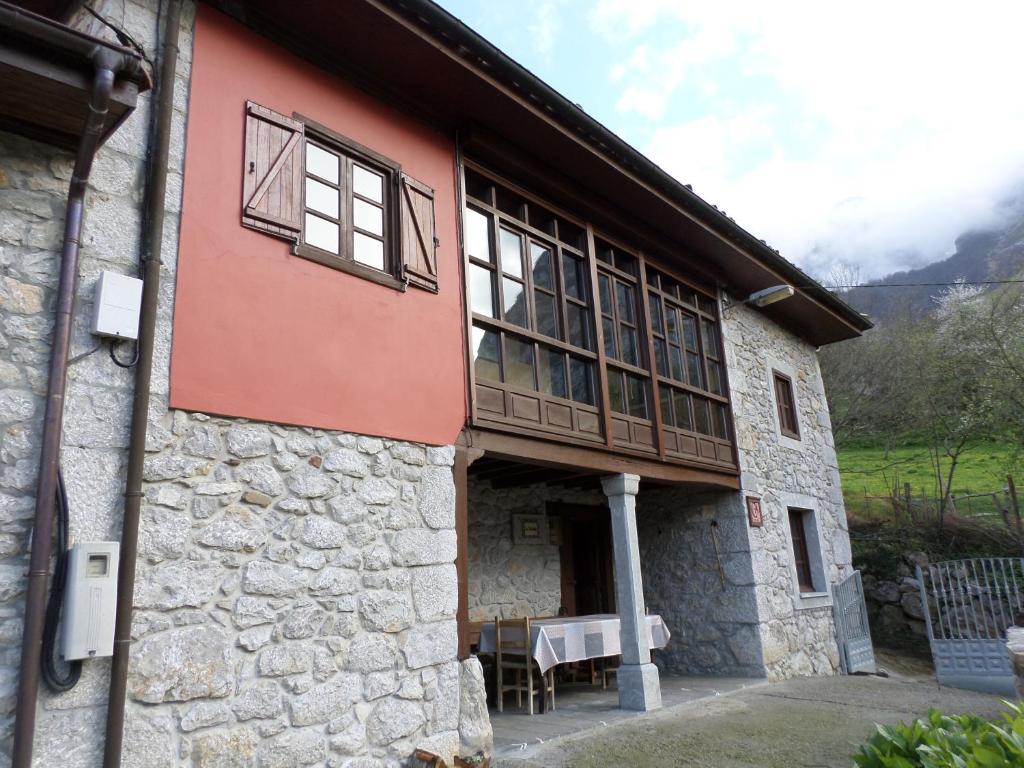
(553, 503), (616, 617)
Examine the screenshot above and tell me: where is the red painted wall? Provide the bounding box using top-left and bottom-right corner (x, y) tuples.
(171, 6), (467, 445)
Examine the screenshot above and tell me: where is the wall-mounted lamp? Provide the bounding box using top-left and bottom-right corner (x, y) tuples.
(722, 284), (795, 315)
(744, 284), (795, 307)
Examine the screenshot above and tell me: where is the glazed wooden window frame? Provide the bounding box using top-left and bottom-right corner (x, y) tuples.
(292, 115), (404, 291)
(772, 369), (801, 440)
(461, 161), (738, 472)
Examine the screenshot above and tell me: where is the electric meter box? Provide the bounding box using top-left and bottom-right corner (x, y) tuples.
(91, 271), (142, 340)
(61, 542), (119, 661)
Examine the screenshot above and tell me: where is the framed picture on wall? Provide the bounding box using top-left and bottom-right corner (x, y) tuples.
(512, 513), (547, 545)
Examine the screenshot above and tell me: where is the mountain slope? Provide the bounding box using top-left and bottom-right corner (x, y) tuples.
(838, 199), (1024, 323)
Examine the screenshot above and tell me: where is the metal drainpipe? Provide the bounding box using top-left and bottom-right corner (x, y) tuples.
(11, 46), (128, 768)
(103, 1), (181, 764)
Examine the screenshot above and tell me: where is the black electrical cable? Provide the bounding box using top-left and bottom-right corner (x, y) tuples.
(41, 468), (81, 692)
(108, 338), (139, 369)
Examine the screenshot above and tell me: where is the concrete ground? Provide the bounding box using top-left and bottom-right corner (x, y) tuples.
(492, 657), (1012, 768)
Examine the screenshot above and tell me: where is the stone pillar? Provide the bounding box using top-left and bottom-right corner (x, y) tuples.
(602, 473), (662, 711)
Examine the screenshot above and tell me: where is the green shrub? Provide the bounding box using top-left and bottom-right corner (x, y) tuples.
(852, 703), (1024, 767)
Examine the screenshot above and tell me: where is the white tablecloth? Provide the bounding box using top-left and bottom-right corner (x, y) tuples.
(477, 614), (671, 673)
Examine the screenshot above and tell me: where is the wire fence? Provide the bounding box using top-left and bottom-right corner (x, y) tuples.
(849, 478), (1019, 530)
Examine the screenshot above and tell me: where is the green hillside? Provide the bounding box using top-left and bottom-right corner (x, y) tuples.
(837, 442), (1018, 520)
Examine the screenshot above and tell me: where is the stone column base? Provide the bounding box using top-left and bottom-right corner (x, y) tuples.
(618, 662), (662, 711)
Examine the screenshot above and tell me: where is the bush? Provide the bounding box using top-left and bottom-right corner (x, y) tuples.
(852, 703), (1024, 767)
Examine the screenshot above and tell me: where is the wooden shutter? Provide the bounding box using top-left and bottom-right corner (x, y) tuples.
(399, 174), (439, 293)
(242, 101), (304, 242)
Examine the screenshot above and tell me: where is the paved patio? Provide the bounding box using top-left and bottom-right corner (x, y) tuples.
(490, 675), (767, 761)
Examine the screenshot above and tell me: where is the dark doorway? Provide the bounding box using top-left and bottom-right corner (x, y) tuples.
(552, 503), (616, 616)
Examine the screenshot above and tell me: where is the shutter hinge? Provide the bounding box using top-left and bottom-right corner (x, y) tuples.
(249, 161), (255, 173)
(433, 237), (440, 248)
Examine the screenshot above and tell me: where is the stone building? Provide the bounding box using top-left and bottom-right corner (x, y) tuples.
(0, 0), (871, 766)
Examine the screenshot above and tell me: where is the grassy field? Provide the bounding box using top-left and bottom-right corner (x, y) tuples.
(837, 442), (1019, 520)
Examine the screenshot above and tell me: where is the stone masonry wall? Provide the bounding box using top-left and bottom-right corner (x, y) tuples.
(0, 1), (196, 764)
(123, 414), (463, 766)
(636, 487), (766, 678)
(466, 478), (604, 623)
(720, 300), (851, 680)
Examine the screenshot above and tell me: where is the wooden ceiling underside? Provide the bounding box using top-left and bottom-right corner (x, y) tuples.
(468, 457), (605, 490)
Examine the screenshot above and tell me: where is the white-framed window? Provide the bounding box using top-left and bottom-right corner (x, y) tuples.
(779, 493), (831, 610)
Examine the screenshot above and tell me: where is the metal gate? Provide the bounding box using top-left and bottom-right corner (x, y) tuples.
(832, 570), (876, 674)
(917, 558), (1024, 696)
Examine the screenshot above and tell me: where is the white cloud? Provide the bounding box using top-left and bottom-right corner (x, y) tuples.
(591, 0), (1024, 278)
(527, 0), (561, 57)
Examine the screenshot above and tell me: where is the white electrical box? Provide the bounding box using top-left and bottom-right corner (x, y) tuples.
(61, 542), (119, 661)
(91, 271), (143, 340)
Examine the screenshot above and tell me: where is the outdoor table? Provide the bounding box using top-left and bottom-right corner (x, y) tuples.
(478, 612), (671, 675)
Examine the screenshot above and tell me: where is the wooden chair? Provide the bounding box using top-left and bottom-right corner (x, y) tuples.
(495, 616), (555, 714)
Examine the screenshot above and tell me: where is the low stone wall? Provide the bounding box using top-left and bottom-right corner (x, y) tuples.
(1008, 627), (1024, 698)
(118, 410), (481, 766)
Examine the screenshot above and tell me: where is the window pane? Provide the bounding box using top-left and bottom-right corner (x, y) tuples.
(469, 264), (495, 317)
(614, 251), (637, 276)
(598, 273), (612, 314)
(531, 243), (554, 289)
(353, 164), (383, 203)
(702, 320), (719, 358)
(659, 386), (674, 426)
(499, 228), (523, 278)
(535, 290), (559, 339)
(693, 397), (711, 435)
(563, 254), (584, 300)
(306, 143), (338, 184)
(712, 402), (730, 439)
(616, 281), (635, 324)
(305, 177), (338, 218)
(620, 326), (639, 367)
(666, 307), (680, 344)
(568, 304), (590, 350)
(353, 198), (383, 236)
(602, 317), (617, 358)
(505, 337), (535, 390)
(305, 213), (339, 253)
(464, 168), (491, 202)
(353, 233), (385, 270)
(648, 293), (663, 333)
(538, 348), (567, 399)
(465, 208), (493, 262)
(570, 357), (595, 405)
(699, 295), (717, 316)
(669, 345), (684, 382)
(502, 278), (528, 328)
(707, 360), (722, 395)
(626, 374), (647, 419)
(607, 369), (625, 414)
(673, 389), (693, 431)
(682, 315), (699, 351)
(654, 338), (668, 377)
(471, 325), (501, 382)
(687, 352), (703, 388)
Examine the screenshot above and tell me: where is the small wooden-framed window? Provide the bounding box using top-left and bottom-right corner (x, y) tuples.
(294, 117), (401, 289)
(241, 102), (438, 293)
(773, 370), (800, 440)
(788, 508), (815, 593)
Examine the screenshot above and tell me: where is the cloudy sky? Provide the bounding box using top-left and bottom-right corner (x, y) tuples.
(436, 0), (1024, 280)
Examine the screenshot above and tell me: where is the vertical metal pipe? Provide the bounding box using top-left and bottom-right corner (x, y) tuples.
(11, 48), (125, 768)
(103, 2), (182, 765)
